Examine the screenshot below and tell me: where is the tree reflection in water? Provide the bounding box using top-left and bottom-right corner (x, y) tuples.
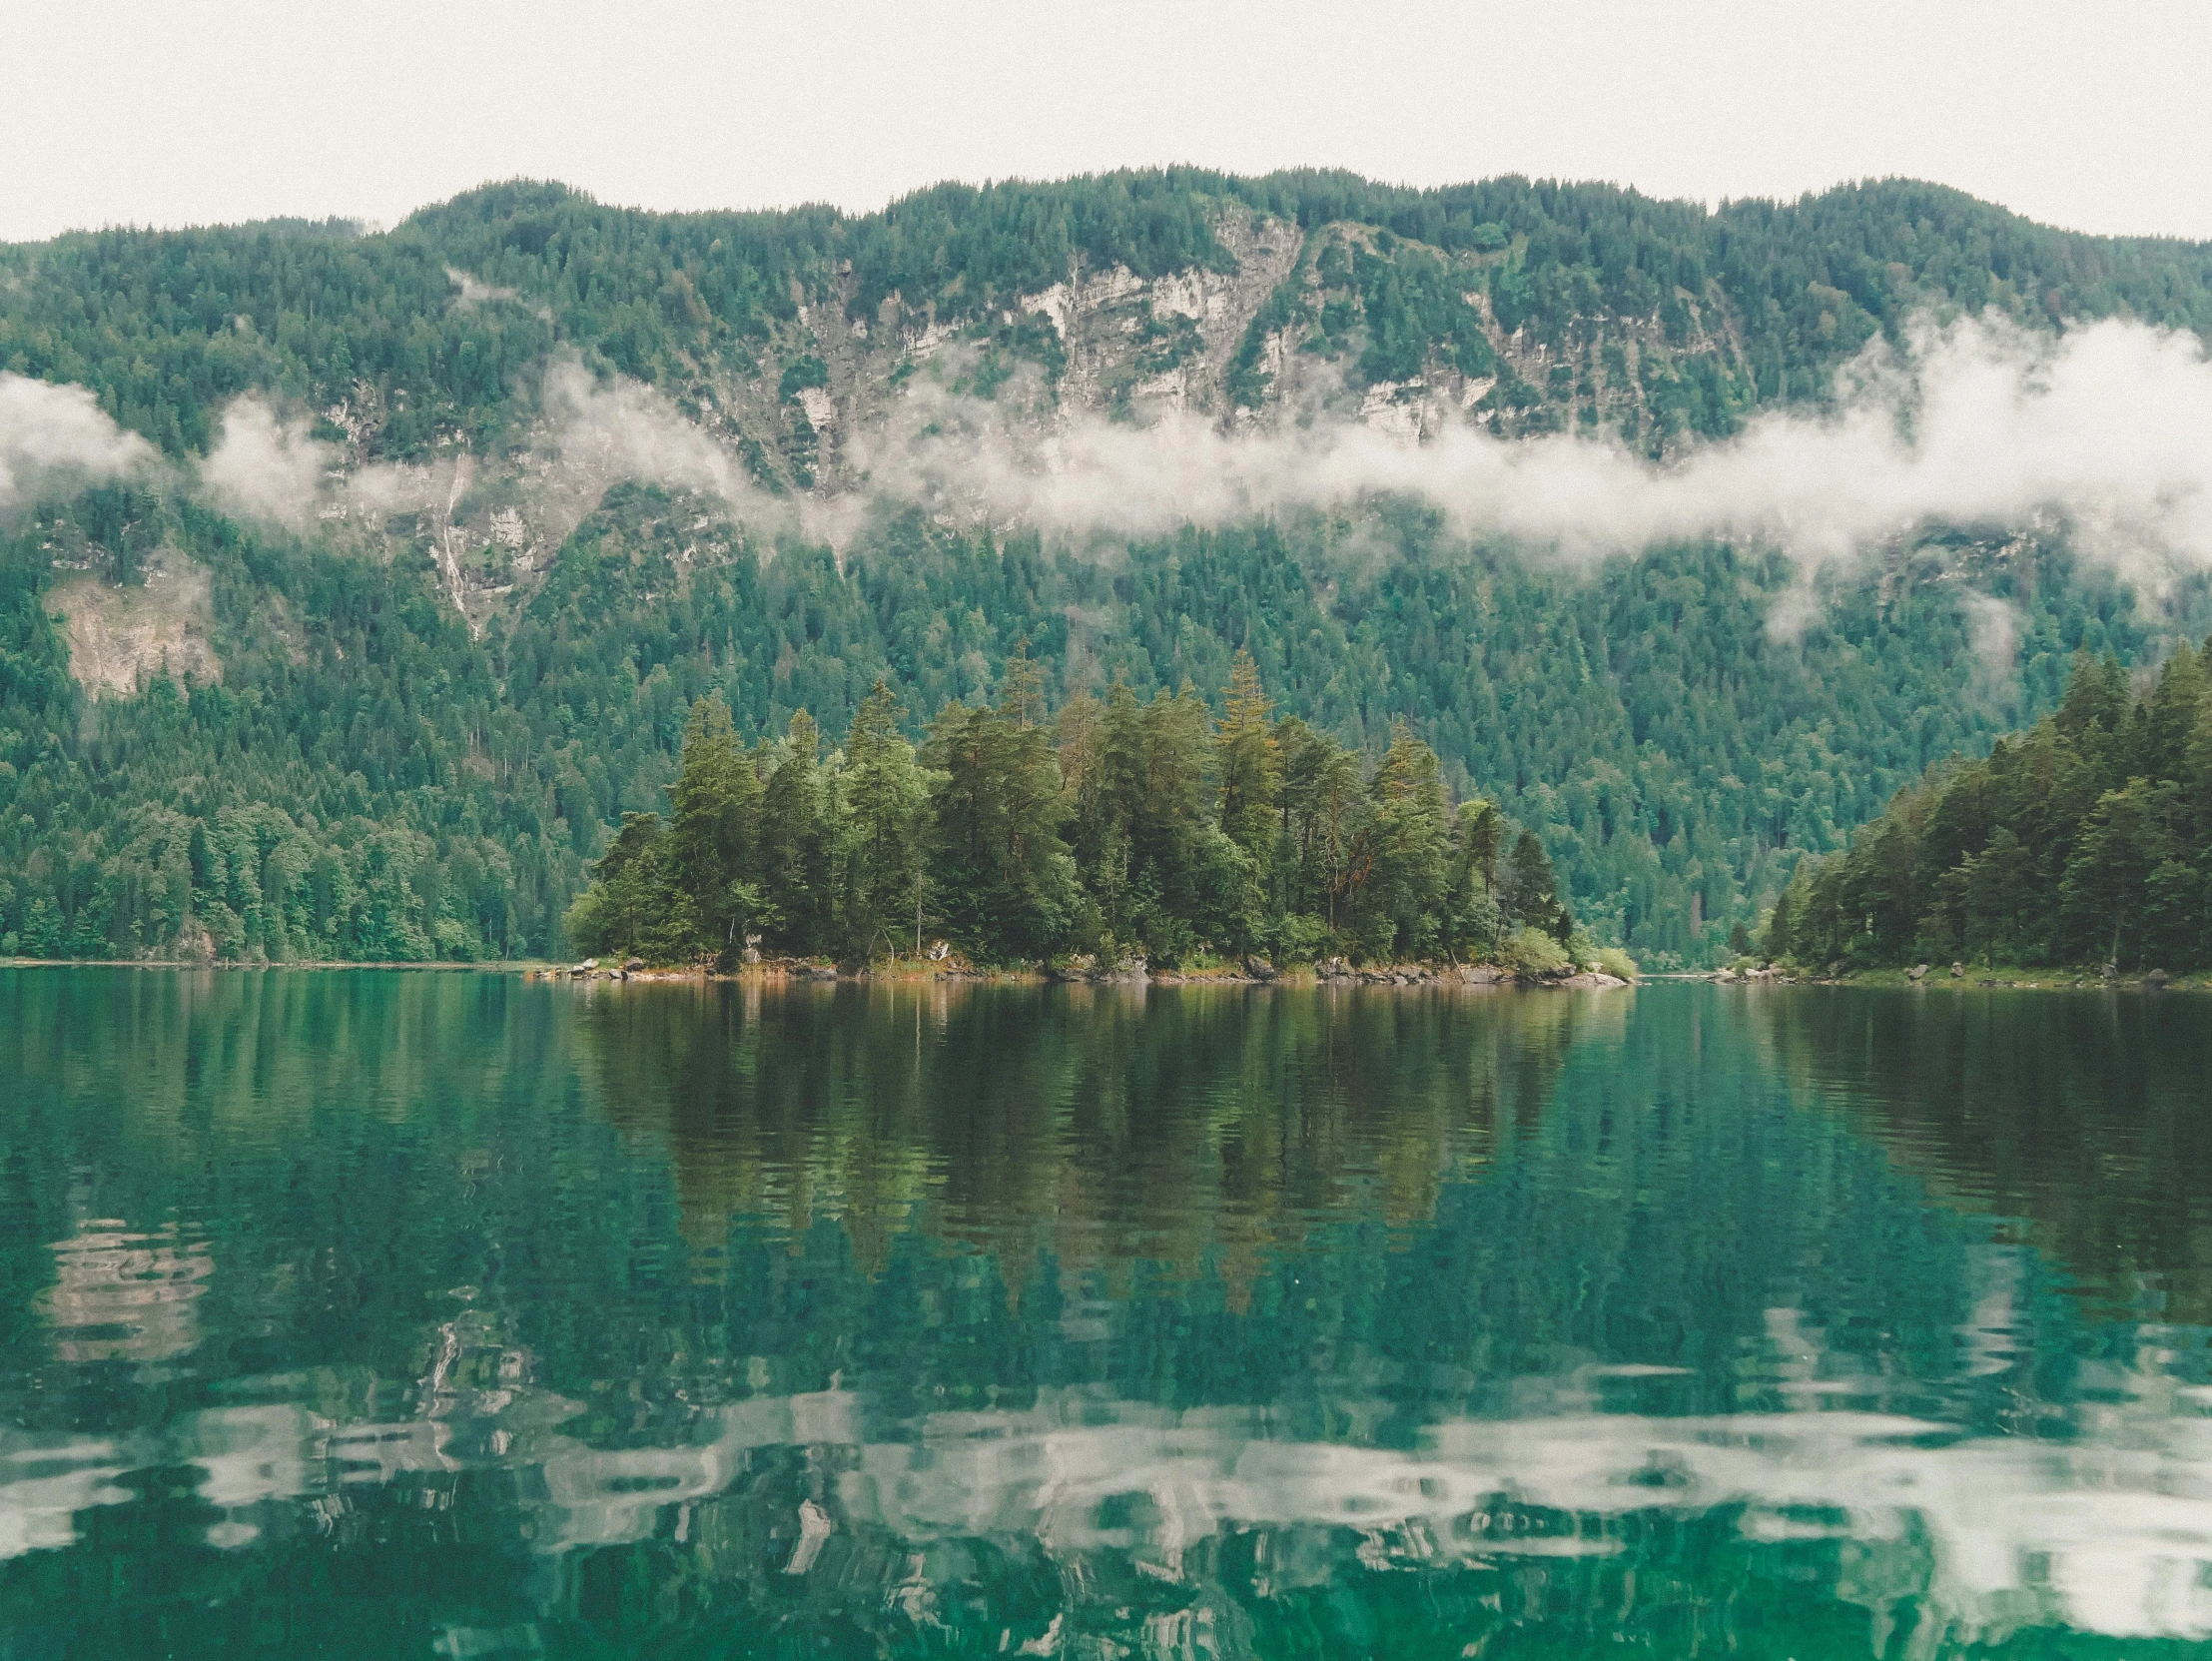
(0, 970), (2208, 1657)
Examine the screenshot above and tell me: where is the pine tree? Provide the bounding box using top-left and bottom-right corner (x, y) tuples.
(1363, 720), (1451, 958)
(1502, 830), (1572, 945)
(838, 680), (928, 960)
(1216, 649), (1281, 863)
(1444, 797), (1505, 959)
(924, 700), (1075, 962)
(759, 710), (832, 953)
(2059, 778), (2171, 966)
(2142, 641), (2206, 783)
(1303, 737), (1372, 934)
(667, 696), (759, 963)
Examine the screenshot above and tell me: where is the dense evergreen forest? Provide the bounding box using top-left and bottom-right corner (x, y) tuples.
(3, 170), (2209, 967)
(1767, 643), (2212, 974)
(3, 477), (2160, 968)
(560, 651), (1601, 974)
(10, 171), (2212, 462)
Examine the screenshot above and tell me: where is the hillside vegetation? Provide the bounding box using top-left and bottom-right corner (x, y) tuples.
(1768, 644), (2212, 974)
(2, 172), (2209, 966)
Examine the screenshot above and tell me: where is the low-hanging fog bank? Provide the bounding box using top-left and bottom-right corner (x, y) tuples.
(8, 312), (2212, 610)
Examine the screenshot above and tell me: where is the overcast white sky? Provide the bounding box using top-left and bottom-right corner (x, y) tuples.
(5, 0), (2210, 244)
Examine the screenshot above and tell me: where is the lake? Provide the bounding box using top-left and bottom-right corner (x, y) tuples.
(2, 970), (2210, 1658)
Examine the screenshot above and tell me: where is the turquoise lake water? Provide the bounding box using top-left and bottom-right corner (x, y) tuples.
(3, 970), (2210, 1658)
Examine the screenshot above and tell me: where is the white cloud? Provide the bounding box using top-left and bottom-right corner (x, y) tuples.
(1960, 588), (2028, 691)
(445, 266), (518, 307)
(196, 362), (779, 542)
(171, 312), (2212, 614)
(854, 315), (2212, 595)
(199, 400), (336, 527)
(539, 359), (761, 508)
(0, 373), (157, 512)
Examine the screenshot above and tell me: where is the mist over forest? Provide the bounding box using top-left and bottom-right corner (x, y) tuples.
(5, 169), (2212, 968)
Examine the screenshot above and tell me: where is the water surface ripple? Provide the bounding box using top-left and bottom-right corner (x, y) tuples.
(3, 971), (2210, 1658)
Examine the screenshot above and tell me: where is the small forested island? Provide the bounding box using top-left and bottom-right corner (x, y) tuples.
(559, 649), (1622, 981)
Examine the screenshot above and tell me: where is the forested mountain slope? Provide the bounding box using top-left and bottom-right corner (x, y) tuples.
(2, 171), (2209, 966)
(1769, 644), (2212, 974)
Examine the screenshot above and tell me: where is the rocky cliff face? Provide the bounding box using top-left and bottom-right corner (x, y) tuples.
(25, 171), (2181, 672)
(686, 203), (1749, 498)
(237, 199), (1764, 640)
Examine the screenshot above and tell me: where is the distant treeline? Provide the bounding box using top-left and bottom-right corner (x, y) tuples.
(565, 651), (1594, 974)
(1767, 645), (2212, 972)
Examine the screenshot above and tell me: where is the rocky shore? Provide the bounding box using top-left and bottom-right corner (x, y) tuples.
(531, 953), (1635, 990)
